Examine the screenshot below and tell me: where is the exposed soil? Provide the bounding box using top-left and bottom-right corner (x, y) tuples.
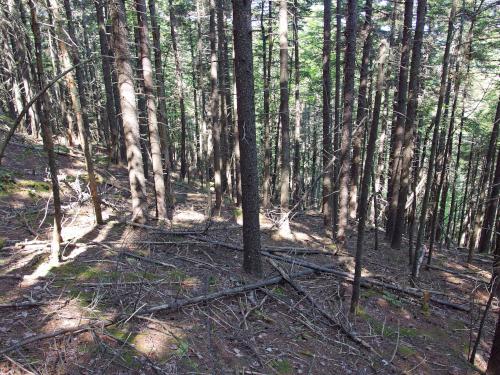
(0, 136), (495, 374)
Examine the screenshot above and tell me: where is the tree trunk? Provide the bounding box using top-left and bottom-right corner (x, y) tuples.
(149, 0), (173, 218)
(209, 0), (222, 210)
(468, 97), (500, 261)
(292, 0), (301, 205)
(136, 0), (168, 221)
(351, 40), (388, 313)
(278, 0), (291, 235)
(232, 0), (262, 277)
(385, 0), (413, 239)
(349, 0), (373, 220)
(322, 0), (333, 228)
(216, 0), (229, 193)
(391, 0), (436, 250)
(336, 0), (357, 244)
(262, 0), (273, 209)
(28, 0), (63, 261)
(412, 0), (451, 276)
(332, 0), (342, 232)
(110, 0), (148, 224)
(479, 147), (500, 253)
(95, 0), (118, 163)
(168, 0), (187, 181)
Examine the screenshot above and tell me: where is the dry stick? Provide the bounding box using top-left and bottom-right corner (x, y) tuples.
(121, 251), (177, 269)
(266, 252), (471, 312)
(469, 277), (496, 364)
(189, 234), (470, 312)
(267, 259), (380, 356)
(140, 268), (315, 314)
(0, 56), (97, 164)
(0, 325), (93, 356)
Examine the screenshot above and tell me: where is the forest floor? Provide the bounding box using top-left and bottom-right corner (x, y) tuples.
(0, 134), (496, 374)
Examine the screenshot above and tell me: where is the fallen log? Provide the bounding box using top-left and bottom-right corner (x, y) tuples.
(141, 268), (315, 315)
(267, 253), (471, 312)
(268, 259), (380, 355)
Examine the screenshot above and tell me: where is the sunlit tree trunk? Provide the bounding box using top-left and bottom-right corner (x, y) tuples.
(278, 0), (291, 235)
(28, 0), (63, 261)
(110, 0), (148, 223)
(336, 0), (357, 244)
(136, 0), (168, 221)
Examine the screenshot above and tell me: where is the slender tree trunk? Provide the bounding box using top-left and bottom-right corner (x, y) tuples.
(391, 0), (436, 250)
(278, 0), (291, 235)
(468, 97), (500, 261)
(385, 0), (413, 239)
(110, 0), (147, 223)
(216, 0), (229, 193)
(332, 0), (341, 232)
(28, 0), (63, 261)
(412, 0), (451, 276)
(479, 147), (500, 253)
(349, 0), (373, 220)
(95, 0), (118, 163)
(232, 0), (262, 277)
(336, 0), (357, 244)
(168, 0), (187, 181)
(322, 0), (333, 228)
(262, 0), (273, 208)
(136, 0), (167, 221)
(351, 40), (388, 313)
(209, 0), (222, 210)
(292, 0), (301, 205)
(149, 0), (173, 218)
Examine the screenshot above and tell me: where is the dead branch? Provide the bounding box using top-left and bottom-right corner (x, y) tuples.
(141, 268), (315, 315)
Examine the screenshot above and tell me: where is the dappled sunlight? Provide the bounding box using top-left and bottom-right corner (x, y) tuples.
(132, 322), (187, 361)
(174, 209), (205, 224)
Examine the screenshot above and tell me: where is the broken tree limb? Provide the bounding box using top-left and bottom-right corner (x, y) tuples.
(121, 251), (177, 269)
(0, 325), (93, 356)
(140, 268), (315, 315)
(267, 253), (471, 312)
(137, 228), (472, 312)
(0, 56), (97, 164)
(267, 259), (382, 356)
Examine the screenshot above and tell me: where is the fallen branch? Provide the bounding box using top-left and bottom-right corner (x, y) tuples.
(141, 268), (315, 315)
(190, 235), (470, 312)
(267, 253), (471, 312)
(0, 325), (93, 356)
(121, 251), (177, 269)
(0, 56), (97, 164)
(268, 259), (381, 356)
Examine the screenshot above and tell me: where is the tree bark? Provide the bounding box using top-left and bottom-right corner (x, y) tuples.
(95, 0), (119, 163)
(349, 0), (373, 220)
(336, 0), (357, 244)
(468, 97), (500, 260)
(391, 0), (436, 250)
(149, 0), (173, 218)
(385, 0), (413, 239)
(332, 0), (341, 232)
(278, 0), (291, 235)
(232, 0), (262, 277)
(322, 0), (333, 228)
(28, 0), (63, 261)
(351, 40), (388, 313)
(209, 0), (222, 210)
(168, 0), (187, 181)
(110, 0), (148, 224)
(262, 0), (273, 208)
(136, 0), (168, 221)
